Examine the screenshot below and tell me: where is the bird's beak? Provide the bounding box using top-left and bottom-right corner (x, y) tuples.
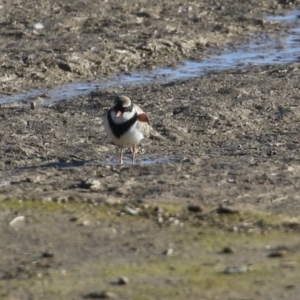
(115, 111), (122, 117)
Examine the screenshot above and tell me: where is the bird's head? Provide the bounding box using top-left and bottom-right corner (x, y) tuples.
(113, 95), (134, 118)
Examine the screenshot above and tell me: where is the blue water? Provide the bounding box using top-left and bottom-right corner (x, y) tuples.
(265, 10), (299, 22)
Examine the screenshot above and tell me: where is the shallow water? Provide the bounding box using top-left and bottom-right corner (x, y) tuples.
(102, 154), (179, 165)
(265, 10), (299, 22)
(0, 11), (300, 106)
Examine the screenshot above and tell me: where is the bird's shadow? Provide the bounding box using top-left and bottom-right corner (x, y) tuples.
(3, 155), (179, 175)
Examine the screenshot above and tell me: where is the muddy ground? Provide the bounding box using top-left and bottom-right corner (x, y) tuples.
(0, 0), (299, 93)
(1, 0), (300, 299)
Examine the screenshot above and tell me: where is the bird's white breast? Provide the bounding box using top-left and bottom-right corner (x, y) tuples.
(104, 111), (145, 146)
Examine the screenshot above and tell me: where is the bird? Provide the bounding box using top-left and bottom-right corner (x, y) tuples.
(104, 95), (151, 165)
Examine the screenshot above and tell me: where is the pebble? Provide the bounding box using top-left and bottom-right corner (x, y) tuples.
(224, 264), (252, 274)
(227, 178), (236, 183)
(154, 206), (164, 213)
(285, 284), (295, 289)
(125, 206), (140, 215)
(81, 220), (90, 226)
(84, 291), (117, 299)
(79, 179), (101, 191)
(182, 174), (191, 179)
(33, 22), (44, 29)
(187, 204), (203, 213)
(104, 197), (122, 205)
(164, 248), (174, 256)
(42, 197), (52, 203)
(41, 250), (54, 258)
(268, 250), (287, 258)
(31, 71), (46, 80)
(117, 276), (129, 285)
(56, 196), (69, 203)
(9, 216), (25, 227)
(173, 219), (180, 225)
(30, 102), (36, 109)
(217, 205), (240, 214)
(222, 246), (236, 254)
(232, 226), (239, 232)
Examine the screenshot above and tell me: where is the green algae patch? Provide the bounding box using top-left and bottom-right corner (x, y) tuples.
(0, 199), (125, 221)
(3, 226), (299, 300)
(0, 199), (300, 299)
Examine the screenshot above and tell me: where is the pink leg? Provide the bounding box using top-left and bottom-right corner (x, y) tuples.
(132, 144), (136, 165)
(119, 147), (123, 165)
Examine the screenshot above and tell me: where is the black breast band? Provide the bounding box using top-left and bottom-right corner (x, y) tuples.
(107, 110), (138, 138)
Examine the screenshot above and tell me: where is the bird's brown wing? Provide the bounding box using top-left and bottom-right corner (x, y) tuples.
(134, 104), (151, 137)
(137, 113), (150, 124)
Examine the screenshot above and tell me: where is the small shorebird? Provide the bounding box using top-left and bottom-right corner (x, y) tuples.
(104, 95), (151, 165)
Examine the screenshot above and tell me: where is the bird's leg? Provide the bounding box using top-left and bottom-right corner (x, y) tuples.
(119, 146), (123, 165)
(132, 144), (136, 165)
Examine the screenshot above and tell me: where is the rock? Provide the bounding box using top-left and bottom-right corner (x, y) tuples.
(104, 197), (122, 205)
(154, 206), (164, 213)
(30, 71), (46, 80)
(33, 22), (44, 29)
(222, 247), (236, 254)
(42, 197), (52, 203)
(84, 291), (117, 299)
(9, 216), (25, 227)
(55, 196), (69, 203)
(216, 205), (240, 214)
(232, 226), (239, 232)
(116, 276), (129, 285)
(285, 284), (295, 290)
(173, 219), (180, 225)
(41, 250), (54, 258)
(187, 204), (203, 213)
(157, 216), (163, 224)
(174, 39), (196, 53)
(30, 102), (36, 109)
(26, 175), (41, 183)
(268, 250), (287, 258)
(57, 61), (72, 72)
(164, 248), (174, 256)
(125, 206), (140, 215)
(182, 174), (191, 179)
(224, 265), (252, 274)
(81, 220), (91, 226)
(227, 178), (236, 183)
(79, 179), (101, 191)
(282, 220), (300, 229)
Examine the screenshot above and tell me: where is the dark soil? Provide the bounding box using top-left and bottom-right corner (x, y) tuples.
(0, 0), (299, 94)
